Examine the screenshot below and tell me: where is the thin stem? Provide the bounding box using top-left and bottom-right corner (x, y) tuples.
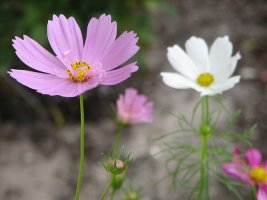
(201, 97), (205, 123)
(75, 94), (85, 200)
(100, 175), (114, 200)
(198, 134), (209, 199)
(204, 96), (209, 124)
(113, 125), (124, 158)
(110, 188), (116, 200)
(198, 96), (209, 200)
(251, 186), (257, 199)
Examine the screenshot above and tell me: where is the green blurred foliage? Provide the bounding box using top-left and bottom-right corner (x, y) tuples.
(0, 0), (176, 75)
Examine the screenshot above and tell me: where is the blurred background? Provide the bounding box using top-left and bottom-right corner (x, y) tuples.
(0, 0), (267, 199)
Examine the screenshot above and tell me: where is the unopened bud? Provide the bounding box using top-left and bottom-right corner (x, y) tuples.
(112, 173), (125, 190)
(105, 159), (126, 175)
(109, 159), (124, 170)
(200, 124), (213, 136)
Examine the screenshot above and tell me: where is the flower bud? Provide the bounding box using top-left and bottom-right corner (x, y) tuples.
(200, 124), (214, 136)
(109, 159), (124, 172)
(112, 173), (125, 190)
(105, 159), (127, 175)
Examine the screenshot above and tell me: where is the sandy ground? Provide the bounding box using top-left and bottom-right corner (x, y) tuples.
(1, 0), (267, 199)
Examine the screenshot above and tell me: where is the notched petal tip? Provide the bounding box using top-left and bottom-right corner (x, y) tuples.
(13, 36), (23, 43)
(52, 14), (59, 20)
(12, 36), (21, 43)
(234, 52), (242, 59)
(187, 36), (204, 41)
(235, 75), (241, 82)
(167, 44), (180, 52)
(223, 35), (230, 40)
(130, 65), (138, 72)
(167, 45), (175, 50)
(99, 13), (111, 20)
(220, 35), (230, 42)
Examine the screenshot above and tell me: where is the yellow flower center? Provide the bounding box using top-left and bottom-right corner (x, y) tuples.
(196, 73), (214, 87)
(250, 167), (267, 183)
(67, 61), (91, 82)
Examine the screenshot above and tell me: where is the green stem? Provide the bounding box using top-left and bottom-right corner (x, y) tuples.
(113, 125), (124, 158)
(198, 133), (208, 199)
(110, 188), (116, 200)
(251, 186), (257, 199)
(75, 94), (85, 200)
(198, 96), (209, 200)
(100, 175), (114, 200)
(204, 96), (209, 124)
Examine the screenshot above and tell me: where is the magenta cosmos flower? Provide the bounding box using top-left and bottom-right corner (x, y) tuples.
(9, 14), (139, 97)
(116, 88), (153, 125)
(222, 148), (267, 200)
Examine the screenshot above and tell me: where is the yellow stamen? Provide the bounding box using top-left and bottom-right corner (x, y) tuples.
(67, 61), (91, 82)
(250, 167), (267, 183)
(71, 61), (91, 70)
(76, 70), (86, 82)
(67, 70), (74, 81)
(196, 73), (214, 87)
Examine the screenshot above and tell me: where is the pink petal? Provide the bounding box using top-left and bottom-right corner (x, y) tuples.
(246, 148), (262, 168)
(99, 31), (139, 71)
(83, 14), (117, 64)
(12, 36), (66, 76)
(116, 88), (153, 125)
(122, 88), (138, 108)
(45, 79), (98, 97)
(101, 62), (138, 85)
(124, 88), (147, 113)
(47, 14), (83, 64)
(131, 101), (154, 124)
(221, 162), (253, 185)
(257, 187), (267, 200)
(77, 80), (99, 94)
(9, 69), (80, 97)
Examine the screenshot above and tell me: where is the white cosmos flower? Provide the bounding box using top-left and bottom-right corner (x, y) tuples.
(161, 36), (241, 96)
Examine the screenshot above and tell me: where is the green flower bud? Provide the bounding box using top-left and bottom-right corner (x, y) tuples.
(200, 124), (214, 136)
(105, 159), (127, 175)
(112, 173), (125, 190)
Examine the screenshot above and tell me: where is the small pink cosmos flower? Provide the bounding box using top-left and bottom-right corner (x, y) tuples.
(222, 148), (267, 200)
(116, 88), (153, 125)
(9, 14), (139, 97)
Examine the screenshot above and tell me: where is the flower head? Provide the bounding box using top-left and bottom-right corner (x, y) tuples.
(161, 36), (241, 96)
(9, 14), (139, 97)
(222, 148), (267, 200)
(116, 88), (153, 125)
(104, 154), (132, 175)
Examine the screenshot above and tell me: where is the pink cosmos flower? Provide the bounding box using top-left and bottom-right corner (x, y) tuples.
(222, 148), (267, 200)
(116, 88), (153, 125)
(9, 14), (139, 97)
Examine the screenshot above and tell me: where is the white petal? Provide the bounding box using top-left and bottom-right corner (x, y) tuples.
(210, 76), (241, 93)
(209, 36), (233, 74)
(226, 52), (241, 78)
(167, 45), (199, 79)
(200, 89), (221, 96)
(185, 36), (210, 72)
(191, 85), (220, 96)
(213, 52), (241, 82)
(160, 72), (197, 89)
